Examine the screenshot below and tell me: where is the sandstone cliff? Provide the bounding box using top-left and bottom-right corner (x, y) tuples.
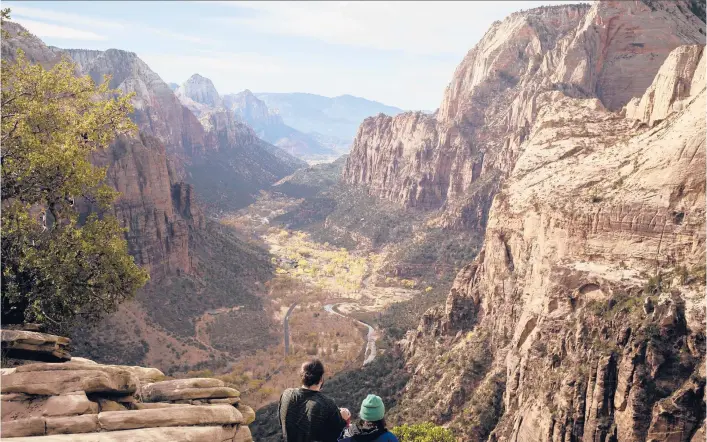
(393, 19), (706, 442)
(343, 1), (705, 231)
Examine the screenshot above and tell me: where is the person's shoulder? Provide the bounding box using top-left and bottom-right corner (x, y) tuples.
(280, 387), (298, 401)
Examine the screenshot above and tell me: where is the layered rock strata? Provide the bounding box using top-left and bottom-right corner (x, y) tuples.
(1, 347), (255, 441)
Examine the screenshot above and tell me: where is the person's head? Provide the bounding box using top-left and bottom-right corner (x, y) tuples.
(359, 394), (386, 429)
(300, 359), (325, 389)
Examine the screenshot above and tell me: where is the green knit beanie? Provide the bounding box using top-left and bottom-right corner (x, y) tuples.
(360, 394), (385, 422)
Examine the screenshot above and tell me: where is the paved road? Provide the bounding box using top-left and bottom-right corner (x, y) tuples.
(324, 304), (378, 366)
(283, 302), (298, 355)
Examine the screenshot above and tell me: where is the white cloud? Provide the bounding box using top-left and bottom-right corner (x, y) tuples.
(9, 5), (125, 30)
(12, 18), (106, 41)
(209, 1), (584, 55)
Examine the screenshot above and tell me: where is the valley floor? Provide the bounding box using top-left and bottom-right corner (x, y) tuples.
(214, 192), (422, 408)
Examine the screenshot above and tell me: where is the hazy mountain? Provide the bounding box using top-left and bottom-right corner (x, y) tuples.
(254, 92), (403, 145)
(223, 90), (337, 160)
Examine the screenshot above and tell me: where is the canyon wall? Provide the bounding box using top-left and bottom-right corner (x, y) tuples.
(389, 2), (706, 440)
(343, 1), (705, 230)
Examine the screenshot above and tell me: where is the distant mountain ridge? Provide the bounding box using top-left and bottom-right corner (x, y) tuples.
(254, 92), (404, 148)
(174, 75), (336, 161)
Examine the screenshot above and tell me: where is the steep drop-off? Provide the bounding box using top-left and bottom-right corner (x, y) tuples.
(382, 2), (706, 441)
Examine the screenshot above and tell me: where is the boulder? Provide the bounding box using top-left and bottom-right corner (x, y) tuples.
(43, 392), (96, 417)
(0, 330), (70, 362)
(97, 404), (243, 431)
(6, 425), (239, 441)
(46, 415), (100, 435)
(237, 404), (256, 425)
(0, 417), (46, 438)
(2, 369), (138, 396)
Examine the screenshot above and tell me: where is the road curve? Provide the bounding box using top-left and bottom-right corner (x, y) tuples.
(324, 304), (378, 366)
(283, 302), (298, 355)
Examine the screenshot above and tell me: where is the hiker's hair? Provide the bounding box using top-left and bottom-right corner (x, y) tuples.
(359, 418), (387, 431)
(300, 359), (325, 387)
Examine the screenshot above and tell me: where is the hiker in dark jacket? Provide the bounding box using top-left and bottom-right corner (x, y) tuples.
(338, 395), (398, 442)
(278, 359), (351, 442)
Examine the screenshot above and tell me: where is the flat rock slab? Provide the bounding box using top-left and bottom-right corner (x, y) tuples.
(4, 425), (239, 441)
(134, 402), (188, 410)
(18, 360), (164, 385)
(1, 330), (70, 362)
(0, 417), (46, 438)
(143, 378), (223, 391)
(2, 370), (138, 396)
(143, 386), (240, 402)
(46, 414), (100, 435)
(141, 378), (239, 402)
(97, 404), (243, 431)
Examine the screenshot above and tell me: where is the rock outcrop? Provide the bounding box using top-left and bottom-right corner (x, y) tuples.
(343, 1), (705, 230)
(394, 25), (706, 442)
(1, 330), (70, 363)
(0, 341), (255, 441)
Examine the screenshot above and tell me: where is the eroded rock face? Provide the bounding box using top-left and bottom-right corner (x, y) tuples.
(343, 1), (705, 230)
(395, 40), (706, 441)
(625, 45), (705, 125)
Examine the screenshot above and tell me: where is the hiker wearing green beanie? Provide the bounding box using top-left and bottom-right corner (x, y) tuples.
(337, 395), (399, 442)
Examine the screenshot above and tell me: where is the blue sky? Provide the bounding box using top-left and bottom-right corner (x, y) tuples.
(6, 1), (582, 110)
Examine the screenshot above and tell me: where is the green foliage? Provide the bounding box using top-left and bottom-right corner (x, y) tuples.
(391, 423), (455, 442)
(0, 8), (10, 39)
(1, 49), (148, 333)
